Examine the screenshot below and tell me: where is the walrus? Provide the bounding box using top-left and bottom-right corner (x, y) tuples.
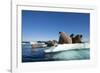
(74, 34), (83, 43)
(45, 40), (55, 47)
(70, 34), (83, 43)
(58, 32), (72, 44)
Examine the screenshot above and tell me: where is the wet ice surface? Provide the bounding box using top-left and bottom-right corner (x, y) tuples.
(22, 44), (90, 62)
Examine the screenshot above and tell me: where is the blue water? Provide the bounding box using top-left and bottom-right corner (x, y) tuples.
(22, 44), (90, 62)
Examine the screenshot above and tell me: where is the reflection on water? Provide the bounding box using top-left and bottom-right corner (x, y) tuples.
(22, 44), (90, 62)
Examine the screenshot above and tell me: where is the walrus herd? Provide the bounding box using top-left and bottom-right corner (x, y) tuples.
(45, 32), (83, 47)
(32, 31), (83, 48)
(58, 32), (83, 44)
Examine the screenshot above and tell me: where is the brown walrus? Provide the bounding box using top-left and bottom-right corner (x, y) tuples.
(58, 32), (72, 44)
(70, 34), (83, 43)
(45, 40), (58, 47)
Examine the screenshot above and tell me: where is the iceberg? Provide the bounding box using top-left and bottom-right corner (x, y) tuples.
(44, 43), (89, 53)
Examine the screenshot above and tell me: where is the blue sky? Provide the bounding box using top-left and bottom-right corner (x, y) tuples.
(22, 10), (90, 42)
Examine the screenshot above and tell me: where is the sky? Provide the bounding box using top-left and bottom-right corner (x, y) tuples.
(22, 10), (90, 42)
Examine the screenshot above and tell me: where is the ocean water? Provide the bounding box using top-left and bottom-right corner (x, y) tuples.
(22, 44), (90, 62)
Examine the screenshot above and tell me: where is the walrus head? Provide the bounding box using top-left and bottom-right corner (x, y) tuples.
(70, 34), (74, 38)
(59, 32), (61, 34)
